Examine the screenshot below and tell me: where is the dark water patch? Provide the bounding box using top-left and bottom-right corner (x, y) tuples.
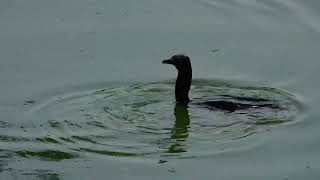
(59, 137), (75, 143)
(63, 120), (82, 128)
(71, 136), (96, 144)
(86, 121), (107, 128)
(75, 148), (146, 157)
(158, 159), (168, 164)
(210, 49), (220, 53)
(48, 120), (63, 129)
(220, 95), (270, 102)
(0, 121), (11, 128)
(231, 132), (256, 140)
(16, 150), (78, 161)
(35, 137), (61, 144)
(23, 79), (302, 159)
(24, 100), (36, 105)
(167, 147), (187, 154)
(252, 119), (287, 125)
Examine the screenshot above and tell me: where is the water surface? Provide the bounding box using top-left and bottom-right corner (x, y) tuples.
(0, 0), (320, 179)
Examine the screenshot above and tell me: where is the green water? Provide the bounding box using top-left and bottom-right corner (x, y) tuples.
(1, 0), (320, 179)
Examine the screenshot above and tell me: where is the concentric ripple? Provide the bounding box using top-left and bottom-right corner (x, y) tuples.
(24, 79), (302, 159)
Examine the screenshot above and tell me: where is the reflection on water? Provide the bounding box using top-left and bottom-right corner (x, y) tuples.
(168, 103), (190, 153)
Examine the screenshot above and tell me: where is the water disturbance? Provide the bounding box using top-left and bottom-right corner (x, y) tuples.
(8, 79), (302, 161)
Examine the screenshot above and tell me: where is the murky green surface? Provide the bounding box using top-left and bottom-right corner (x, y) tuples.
(1, 0), (320, 179)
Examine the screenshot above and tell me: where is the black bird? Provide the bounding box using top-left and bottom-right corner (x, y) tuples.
(163, 55), (192, 104)
(162, 54), (274, 112)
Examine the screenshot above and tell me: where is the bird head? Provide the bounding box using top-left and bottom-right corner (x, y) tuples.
(162, 54), (191, 71)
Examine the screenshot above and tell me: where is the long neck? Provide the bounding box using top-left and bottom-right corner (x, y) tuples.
(175, 66), (192, 104)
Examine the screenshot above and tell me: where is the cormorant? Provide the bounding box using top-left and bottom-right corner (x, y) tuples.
(162, 54), (274, 112)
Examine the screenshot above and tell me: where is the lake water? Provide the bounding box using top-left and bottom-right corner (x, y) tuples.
(1, 0), (320, 179)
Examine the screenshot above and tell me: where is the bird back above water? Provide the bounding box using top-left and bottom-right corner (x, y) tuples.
(162, 54), (278, 112)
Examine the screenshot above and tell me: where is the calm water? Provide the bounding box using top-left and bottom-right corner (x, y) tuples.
(1, 0), (320, 179)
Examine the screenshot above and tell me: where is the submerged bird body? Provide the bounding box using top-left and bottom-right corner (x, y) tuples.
(162, 55), (274, 112)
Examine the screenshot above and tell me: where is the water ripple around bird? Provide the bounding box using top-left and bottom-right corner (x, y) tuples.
(18, 79), (302, 160)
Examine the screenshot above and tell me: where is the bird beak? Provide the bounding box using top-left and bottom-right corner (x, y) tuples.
(162, 59), (174, 65)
